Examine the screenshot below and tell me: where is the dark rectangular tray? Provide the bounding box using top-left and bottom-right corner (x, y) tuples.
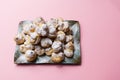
(14, 20), (81, 65)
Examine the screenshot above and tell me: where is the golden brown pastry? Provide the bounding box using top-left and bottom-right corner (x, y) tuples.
(57, 19), (69, 32)
(64, 41), (74, 57)
(35, 46), (45, 56)
(48, 25), (57, 38)
(14, 33), (25, 45)
(52, 41), (62, 52)
(51, 52), (64, 63)
(45, 47), (53, 56)
(19, 43), (34, 53)
(62, 21), (69, 32)
(22, 22), (36, 35)
(65, 35), (73, 42)
(41, 38), (52, 48)
(46, 18), (58, 27)
(29, 32), (40, 44)
(56, 31), (66, 42)
(35, 24), (48, 37)
(57, 17), (64, 27)
(48, 25), (56, 34)
(65, 41), (74, 50)
(33, 17), (45, 27)
(64, 49), (73, 57)
(25, 50), (37, 62)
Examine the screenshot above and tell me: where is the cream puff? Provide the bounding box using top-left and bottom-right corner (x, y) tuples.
(14, 33), (25, 45)
(56, 31), (66, 42)
(48, 25), (56, 34)
(51, 52), (64, 63)
(48, 25), (57, 38)
(33, 17), (45, 27)
(23, 22), (36, 34)
(41, 38), (52, 48)
(29, 24), (36, 32)
(65, 35), (73, 42)
(58, 22), (69, 32)
(35, 24), (48, 37)
(64, 49), (73, 58)
(35, 46), (45, 56)
(46, 18), (58, 27)
(57, 17), (64, 27)
(25, 50), (37, 62)
(52, 41), (62, 52)
(29, 32), (40, 44)
(65, 41), (74, 50)
(62, 21), (69, 32)
(45, 47), (53, 56)
(19, 43), (34, 53)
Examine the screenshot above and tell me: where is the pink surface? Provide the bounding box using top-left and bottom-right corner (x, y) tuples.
(0, 0), (120, 80)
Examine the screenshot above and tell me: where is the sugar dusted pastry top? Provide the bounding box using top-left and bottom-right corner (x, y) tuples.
(25, 50), (37, 62)
(56, 31), (66, 42)
(66, 35), (73, 42)
(45, 47), (53, 56)
(25, 50), (36, 58)
(14, 17), (74, 63)
(33, 17), (45, 26)
(14, 33), (25, 45)
(52, 41), (62, 52)
(64, 49), (73, 57)
(48, 25), (56, 34)
(35, 23), (48, 37)
(35, 46), (44, 56)
(41, 38), (52, 48)
(51, 52), (64, 63)
(30, 32), (39, 39)
(65, 41), (74, 50)
(19, 43), (34, 53)
(23, 22), (36, 34)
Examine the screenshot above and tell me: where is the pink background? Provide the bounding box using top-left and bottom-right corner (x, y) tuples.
(0, 0), (120, 80)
